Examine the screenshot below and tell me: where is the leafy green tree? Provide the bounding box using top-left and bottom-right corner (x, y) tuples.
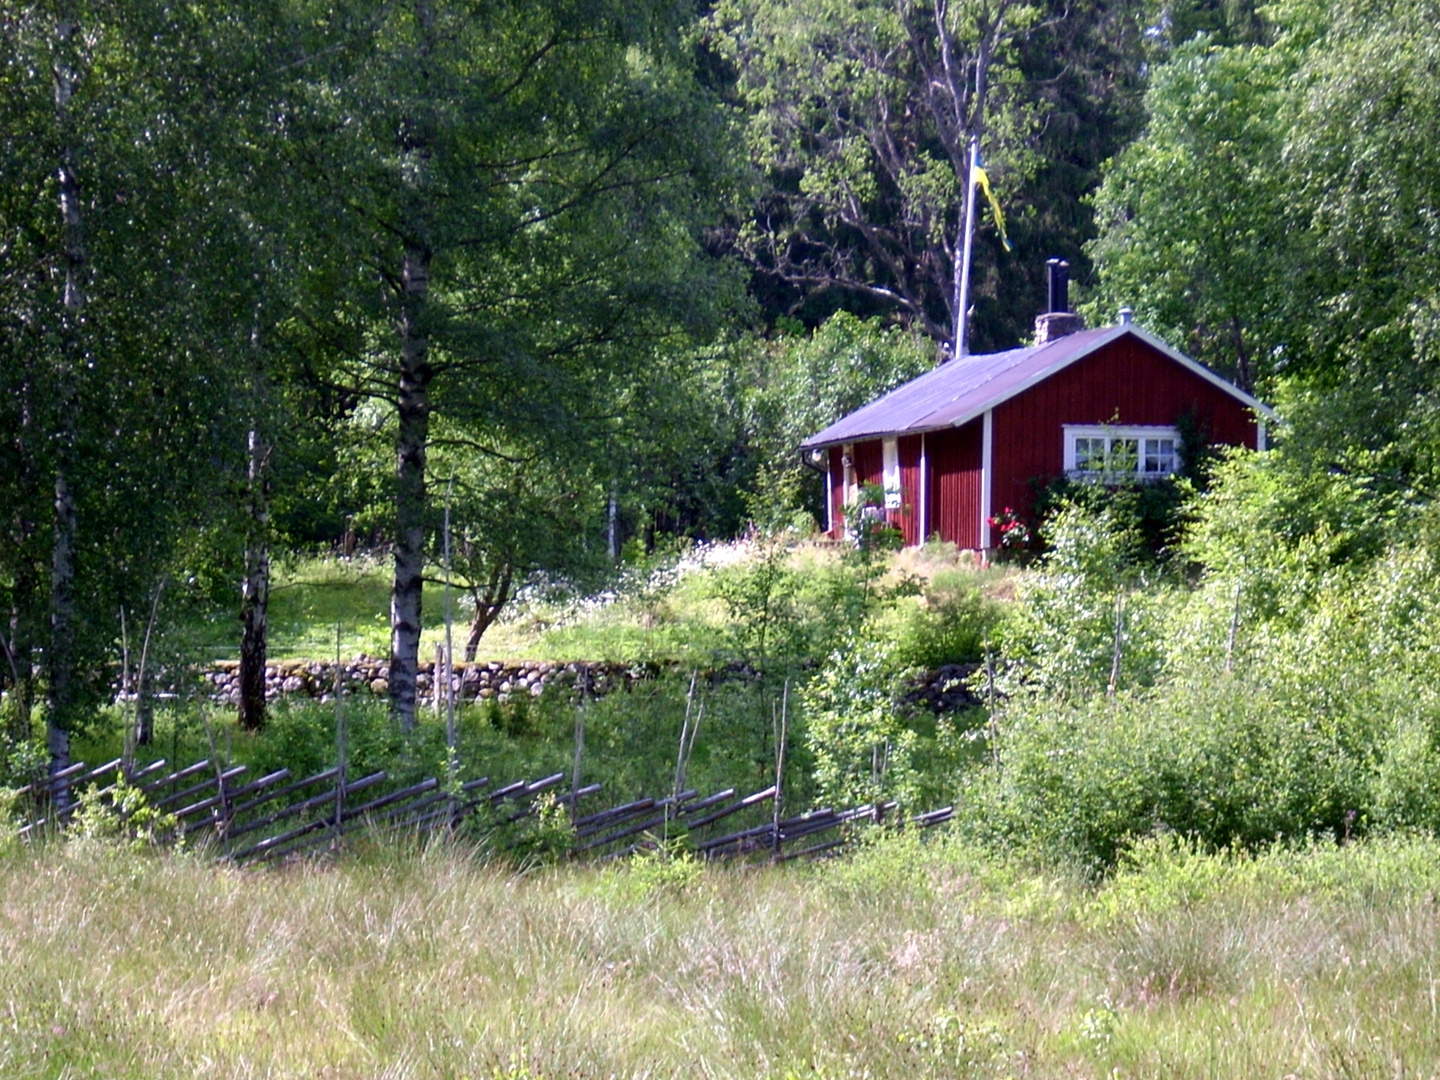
(1274, 0), (1440, 488)
(1084, 34), (1302, 390)
(710, 0), (1152, 350)
(430, 439), (608, 661)
(282, 0), (742, 729)
(743, 312), (932, 525)
(1090, 0), (1440, 498)
(0, 2), (265, 772)
(710, 0), (1043, 347)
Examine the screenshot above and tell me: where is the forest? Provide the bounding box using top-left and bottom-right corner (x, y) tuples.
(8, 0), (1440, 1074)
(5, 0), (1440, 838)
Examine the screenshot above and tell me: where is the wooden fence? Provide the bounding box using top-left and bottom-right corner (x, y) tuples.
(11, 756), (953, 866)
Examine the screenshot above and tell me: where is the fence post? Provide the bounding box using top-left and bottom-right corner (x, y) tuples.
(334, 622), (346, 842)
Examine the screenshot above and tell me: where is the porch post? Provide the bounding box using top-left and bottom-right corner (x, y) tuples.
(980, 410), (994, 550)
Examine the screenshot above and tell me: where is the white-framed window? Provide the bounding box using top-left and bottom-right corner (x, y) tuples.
(881, 437), (902, 509)
(1063, 425), (1181, 481)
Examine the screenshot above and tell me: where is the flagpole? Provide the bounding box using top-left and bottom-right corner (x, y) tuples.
(952, 135), (979, 361)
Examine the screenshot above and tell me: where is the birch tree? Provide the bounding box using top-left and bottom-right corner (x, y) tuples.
(0, 2), (263, 767)
(286, 0), (739, 730)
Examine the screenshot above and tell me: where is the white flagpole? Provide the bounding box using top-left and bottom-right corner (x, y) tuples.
(952, 135), (980, 360)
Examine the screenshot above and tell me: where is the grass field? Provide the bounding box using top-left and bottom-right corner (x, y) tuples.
(4, 831), (1440, 1079)
(259, 541), (1007, 665)
(263, 550), (736, 664)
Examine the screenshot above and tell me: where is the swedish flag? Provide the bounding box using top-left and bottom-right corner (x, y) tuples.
(972, 151), (1012, 253)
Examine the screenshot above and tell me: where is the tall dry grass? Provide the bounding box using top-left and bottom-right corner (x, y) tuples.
(3, 831), (1440, 1078)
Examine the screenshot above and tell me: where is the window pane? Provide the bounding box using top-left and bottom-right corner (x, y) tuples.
(1109, 438), (1139, 474)
(1074, 437), (1104, 471)
(1143, 437), (1177, 475)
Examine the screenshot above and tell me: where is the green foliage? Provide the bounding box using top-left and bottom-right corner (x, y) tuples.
(594, 840), (705, 903)
(740, 313), (932, 528)
(843, 484), (905, 559)
(430, 439), (611, 659)
(1085, 30), (1301, 389)
(1090, 0), (1440, 503)
(0, 734), (46, 791)
(1181, 446), (1405, 618)
(963, 675), (1374, 873)
(969, 499), (1440, 871)
(1003, 500), (1170, 699)
(711, 538), (808, 676)
(1033, 474), (1190, 564)
(888, 572), (1007, 669)
(69, 778), (178, 852)
(710, 0), (1147, 349)
(495, 792), (575, 867)
(802, 627), (917, 809)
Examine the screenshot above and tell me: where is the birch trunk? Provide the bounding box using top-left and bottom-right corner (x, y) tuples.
(387, 0), (435, 733)
(390, 244), (431, 731)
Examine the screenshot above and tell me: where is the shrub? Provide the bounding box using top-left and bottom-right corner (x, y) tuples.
(802, 627), (919, 809)
(962, 674), (1376, 873)
(1002, 500), (1173, 699)
(890, 570), (1007, 669)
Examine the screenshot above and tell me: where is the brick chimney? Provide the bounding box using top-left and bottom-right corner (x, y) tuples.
(1035, 258), (1084, 345)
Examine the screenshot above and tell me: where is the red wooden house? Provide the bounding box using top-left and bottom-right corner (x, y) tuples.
(800, 300), (1269, 551)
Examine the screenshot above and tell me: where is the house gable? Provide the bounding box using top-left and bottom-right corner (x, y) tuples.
(989, 333), (1262, 521)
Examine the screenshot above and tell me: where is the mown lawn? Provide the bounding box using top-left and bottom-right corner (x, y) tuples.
(3, 831), (1439, 1079)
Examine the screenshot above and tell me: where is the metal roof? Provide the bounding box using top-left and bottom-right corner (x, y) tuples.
(799, 324), (1271, 450)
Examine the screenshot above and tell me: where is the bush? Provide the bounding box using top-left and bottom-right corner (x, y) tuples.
(1002, 501), (1174, 700)
(1033, 475), (1188, 563)
(962, 676), (1374, 873)
(890, 571), (1007, 669)
(802, 627), (919, 809)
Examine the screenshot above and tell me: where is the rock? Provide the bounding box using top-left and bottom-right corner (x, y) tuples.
(281, 675), (304, 693)
(369, 678), (388, 694)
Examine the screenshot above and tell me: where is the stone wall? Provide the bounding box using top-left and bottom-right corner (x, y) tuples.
(202, 656), (984, 714)
(203, 657), (642, 706)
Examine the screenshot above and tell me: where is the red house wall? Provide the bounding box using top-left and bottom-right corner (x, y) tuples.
(926, 421), (983, 549)
(896, 435), (923, 546)
(990, 338), (1261, 529)
(853, 439), (884, 489)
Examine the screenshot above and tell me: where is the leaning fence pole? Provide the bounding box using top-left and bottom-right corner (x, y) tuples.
(119, 606), (134, 774)
(1225, 579), (1242, 673)
(673, 671), (697, 804)
(334, 621), (346, 842)
(985, 648), (1000, 769)
(571, 668), (590, 825)
(1107, 592), (1124, 697)
(434, 643), (445, 716)
(772, 678), (789, 858)
(443, 472), (457, 812)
